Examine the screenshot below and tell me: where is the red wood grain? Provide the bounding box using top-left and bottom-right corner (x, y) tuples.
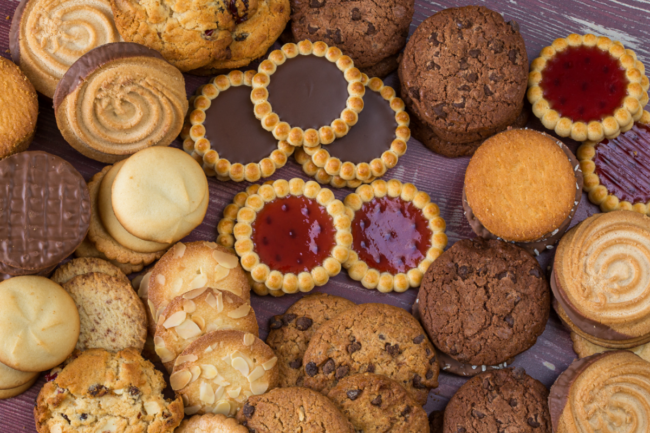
(0, 0), (648, 430)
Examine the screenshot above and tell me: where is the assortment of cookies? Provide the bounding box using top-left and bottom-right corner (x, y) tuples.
(2, 0), (650, 431)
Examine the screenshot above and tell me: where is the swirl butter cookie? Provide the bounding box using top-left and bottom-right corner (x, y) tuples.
(10, 0), (121, 97)
(570, 331), (650, 362)
(0, 58), (38, 159)
(54, 43), (188, 163)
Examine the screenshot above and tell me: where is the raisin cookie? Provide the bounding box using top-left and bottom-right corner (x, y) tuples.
(236, 387), (355, 432)
(176, 414), (248, 433)
(303, 303), (438, 405)
(34, 348), (184, 433)
(288, 0), (414, 77)
(266, 293), (355, 387)
(327, 373), (429, 432)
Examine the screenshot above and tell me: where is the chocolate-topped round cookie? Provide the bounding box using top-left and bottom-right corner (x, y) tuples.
(0, 151), (90, 272)
(399, 6), (528, 144)
(417, 238), (550, 375)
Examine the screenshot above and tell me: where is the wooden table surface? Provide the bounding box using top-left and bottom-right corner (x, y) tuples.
(1, 0), (649, 430)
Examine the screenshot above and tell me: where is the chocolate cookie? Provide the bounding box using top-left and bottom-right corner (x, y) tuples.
(288, 0), (414, 77)
(266, 293), (355, 387)
(444, 368), (551, 433)
(429, 411), (444, 433)
(399, 6), (528, 143)
(417, 239), (550, 375)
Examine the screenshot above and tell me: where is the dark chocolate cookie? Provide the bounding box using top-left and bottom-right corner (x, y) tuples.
(399, 6), (528, 143)
(444, 368), (552, 433)
(289, 0), (414, 77)
(417, 239), (550, 371)
(429, 411), (444, 433)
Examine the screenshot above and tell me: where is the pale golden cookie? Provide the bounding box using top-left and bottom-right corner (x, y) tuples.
(51, 257), (130, 286)
(176, 414), (248, 433)
(0, 375), (37, 400)
(0, 57), (38, 159)
(74, 236), (144, 275)
(0, 360), (37, 391)
(571, 331), (650, 362)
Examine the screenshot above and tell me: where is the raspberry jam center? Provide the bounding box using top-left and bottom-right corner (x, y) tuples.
(594, 122), (650, 204)
(352, 197), (432, 274)
(540, 45), (627, 122)
(251, 196), (336, 273)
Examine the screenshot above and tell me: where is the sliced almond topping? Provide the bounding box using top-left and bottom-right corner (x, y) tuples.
(243, 390), (253, 398)
(205, 292), (217, 308)
(201, 364), (218, 379)
(175, 319), (202, 339)
(214, 400), (231, 416)
(232, 357), (250, 377)
(155, 346), (175, 363)
(204, 346), (213, 353)
(243, 333), (256, 346)
(147, 300), (157, 322)
(221, 354), (232, 364)
(250, 380), (269, 395)
(214, 385), (226, 401)
(232, 351), (253, 367)
(210, 265), (230, 284)
(228, 304), (251, 319)
(190, 365), (202, 383)
(183, 287), (208, 299)
(213, 374), (231, 387)
(182, 394), (189, 406)
(156, 274), (166, 285)
(170, 370), (192, 390)
(144, 401), (161, 415)
(194, 316), (206, 330)
(298, 406), (305, 422)
(174, 242), (187, 258)
(262, 357), (278, 371)
(248, 366), (265, 383)
(138, 272), (152, 298)
(225, 296), (234, 304)
(113, 388), (124, 395)
(157, 313), (166, 326)
(172, 278), (183, 295)
(174, 354), (198, 366)
(163, 311), (187, 329)
(216, 291), (224, 313)
(153, 336), (165, 347)
(183, 299), (196, 313)
(200, 382), (215, 404)
(212, 250), (239, 269)
(190, 273), (208, 290)
(184, 405), (201, 416)
(227, 386), (241, 398)
(204, 241), (218, 249)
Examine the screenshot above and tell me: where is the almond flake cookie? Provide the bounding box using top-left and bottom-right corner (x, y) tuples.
(295, 75), (410, 188)
(170, 330), (279, 417)
(344, 179), (447, 292)
(177, 414), (248, 433)
(251, 40), (365, 147)
(154, 288), (259, 373)
(234, 178), (352, 295)
(34, 348), (184, 433)
(528, 34), (649, 142)
(181, 70), (294, 182)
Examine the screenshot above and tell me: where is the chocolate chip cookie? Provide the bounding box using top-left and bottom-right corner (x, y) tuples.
(444, 368), (551, 433)
(266, 293), (355, 387)
(417, 239), (550, 375)
(288, 0), (414, 77)
(302, 303), (438, 405)
(399, 6), (528, 143)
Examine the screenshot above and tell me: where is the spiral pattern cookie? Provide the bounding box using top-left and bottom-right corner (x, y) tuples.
(54, 42), (188, 163)
(10, 0), (122, 98)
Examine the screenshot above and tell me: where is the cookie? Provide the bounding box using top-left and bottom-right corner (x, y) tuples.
(444, 368), (551, 433)
(154, 288), (259, 372)
(251, 40), (365, 147)
(417, 238), (550, 375)
(110, 146), (208, 244)
(399, 6), (528, 143)
(75, 237), (144, 275)
(0, 360), (38, 391)
(236, 387), (355, 432)
(147, 241), (250, 328)
(0, 276), (79, 372)
(266, 293), (355, 387)
(528, 34), (648, 142)
(463, 129), (583, 256)
(0, 151), (90, 273)
(0, 375), (37, 400)
(51, 257), (130, 286)
(170, 330), (279, 417)
(327, 373), (429, 432)
(549, 351), (650, 433)
(288, 0), (414, 77)
(0, 57), (38, 159)
(54, 43), (188, 163)
(62, 272), (147, 353)
(34, 348), (184, 433)
(303, 303), (439, 405)
(177, 414), (248, 433)
(571, 331), (650, 362)
(429, 411), (444, 433)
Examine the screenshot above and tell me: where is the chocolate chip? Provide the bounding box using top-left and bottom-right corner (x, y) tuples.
(484, 85), (494, 96)
(348, 342), (361, 353)
(347, 389), (361, 400)
(325, 28), (342, 44)
(242, 403), (255, 418)
(408, 88), (420, 102)
(458, 84), (471, 91)
(489, 40), (504, 53)
(128, 386), (140, 397)
(413, 374), (426, 389)
(459, 58), (469, 70)
(489, 73), (502, 82)
(466, 73), (478, 83)
(426, 348), (432, 356)
(472, 409), (485, 419)
(366, 363), (375, 373)
(367, 23), (377, 35)
(379, 334), (386, 340)
(296, 317), (313, 331)
(306, 362), (318, 377)
(307, 25), (320, 35)
(505, 315), (514, 327)
(483, 379), (493, 390)
(351, 8), (361, 21)
(512, 367), (525, 380)
(429, 355), (437, 365)
(79, 413), (87, 421)
(426, 370), (433, 379)
(529, 268), (541, 278)
(401, 406), (412, 417)
(508, 49), (519, 64)
(413, 335), (424, 344)
(429, 32), (440, 46)
(269, 317), (283, 329)
(528, 417), (541, 428)
(469, 49), (480, 58)
(234, 33), (248, 42)
(457, 429), (466, 433)
(282, 314), (297, 325)
(433, 103), (447, 118)
(371, 395), (382, 406)
(508, 20), (520, 32)
(458, 265), (471, 279)
(456, 19), (472, 29)
(335, 365), (349, 379)
(309, 0), (325, 7)
(322, 358), (336, 375)
(289, 359), (302, 369)
(385, 343), (400, 356)
(509, 398), (518, 407)
(61, 414), (70, 423)
(88, 384), (108, 397)
(426, 61), (441, 71)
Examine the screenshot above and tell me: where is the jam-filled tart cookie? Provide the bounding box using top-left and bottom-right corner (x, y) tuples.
(344, 179), (447, 292)
(181, 70), (294, 182)
(294, 75), (409, 188)
(528, 34), (649, 142)
(579, 110), (650, 214)
(251, 40), (365, 148)
(233, 179), (352, 294)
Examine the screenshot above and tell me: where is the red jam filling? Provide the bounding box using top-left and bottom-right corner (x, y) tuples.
(251, 196), (336, 274)
(352, 197), (432, 274)
(540, 45), (627, 122)
(594, 122), (650, 204)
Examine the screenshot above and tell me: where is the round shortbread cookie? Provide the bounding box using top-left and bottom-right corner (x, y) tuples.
(51, 257), (130, 286)
(176, 414), (248, 433)
(0, 57), (38, 159)
(154, 288), (259, 373)
(0, 276), (80, 372)
(0, 360), (37, 391)
(170, 330), (279, 417)
(74, 237), (145, 275)
(0, 375), (37, 400)
(111, 147), (209, 244)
